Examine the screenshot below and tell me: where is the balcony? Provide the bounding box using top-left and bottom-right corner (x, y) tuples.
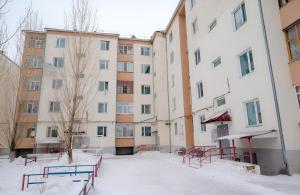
(279, 0), (300, 29)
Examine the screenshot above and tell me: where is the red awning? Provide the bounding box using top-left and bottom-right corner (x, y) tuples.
(202, 111), (231, 124)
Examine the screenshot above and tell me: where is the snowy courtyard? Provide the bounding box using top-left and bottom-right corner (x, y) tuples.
(0, 151), (300, 195)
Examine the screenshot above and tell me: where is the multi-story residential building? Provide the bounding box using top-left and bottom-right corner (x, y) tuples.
(15, 0), (300, 175)
(0, 52), (20, 154)
(184, 0), (300, 175)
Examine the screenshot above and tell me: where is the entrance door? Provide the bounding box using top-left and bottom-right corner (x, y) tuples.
(217, 124), (230, 155)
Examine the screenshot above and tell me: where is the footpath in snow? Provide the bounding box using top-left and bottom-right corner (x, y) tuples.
(0, 151), (300, 195)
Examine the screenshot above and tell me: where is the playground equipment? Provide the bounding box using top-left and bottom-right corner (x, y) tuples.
(21, 156), (102, 195)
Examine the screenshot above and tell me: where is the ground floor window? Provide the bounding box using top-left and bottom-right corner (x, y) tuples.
(116, 123), (134, 137)
(97, 126), (107, 137)
(142, 127), (151, 136)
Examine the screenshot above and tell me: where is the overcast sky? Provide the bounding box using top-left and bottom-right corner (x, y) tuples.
(5, 0), (179, 59)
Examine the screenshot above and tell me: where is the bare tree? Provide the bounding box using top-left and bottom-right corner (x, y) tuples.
(53, 0), (99, 163)
(0, 6), (42, 161)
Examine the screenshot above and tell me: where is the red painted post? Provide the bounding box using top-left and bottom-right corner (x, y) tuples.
(247, 137), (253, 164)
(21, 175), (25, 191)
(232, 140), (236, 161)
(26, 175), (29, 188)
(43, 167), (45, 178)
(92, 173), (95, 188)
(83, 185), (87, 195)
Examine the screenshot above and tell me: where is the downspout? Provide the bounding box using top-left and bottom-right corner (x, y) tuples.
(258, 0), (290, 175)
(164, 32), (172, 153)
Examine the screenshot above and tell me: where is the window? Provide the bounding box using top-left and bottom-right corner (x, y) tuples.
(199, 115), (206, 132)
(192, 18), (198, 34)
(116, 102), (133, 114)
(234, 2), (247, 30)
(194, 48), (201, 65)
(29, 35), (45, 48)
(240, 49), (254, 76)
(190, 0), (196, 9)
(296, 86), (300, 109)
(116, 123), (134, 137)
(100, 40), (110, 50)
(53, 57), (64, 68)
(99, 81), (109, 92)
(245, 99), (263, 126)
(24, 77), (41, 91)
(50, 101), (60, 112)
(52, 79), (63, 89)
(26, 127), (35, 138)
(99, 60), (109, 70)
(172, 98), (176, 111)
(141, 47), (150, 56)
(174, 122), (178, 135)
(141, 85), (151, 95)
(215, 96), (226, 107)
(141, 64), (151, 74)
(27, 56), (44, 68)
(117, 81), (133, 94)
(141, 104), (151, 114)
(117, 62), (134, 72)
(170, 51), (174, 64)
(119, 44), (133, 54)
(98, 103), (108, 113)
(47, 126), (58, 138)
(97, 126), (107, 137)
(169, 31), (173, 43)
(23, 100), (39, 114)
(212, 57), (221, 68)
(171, 75), (175, 87)
(56, 38), (65, 48)
(196, 81), (204, 98)
(142, 127), (151, 137)
(286, 22), (300, 60)
(209, 19), (217, 32)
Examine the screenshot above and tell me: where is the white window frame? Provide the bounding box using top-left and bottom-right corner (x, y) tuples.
(47, 126), (58, 138)
(100, 40), (110, 51)
(141, 47), (150, 56)
(99, 81), (109, 92)
(212, 57), (221, 68)
(194, 48), (201, 65)
(56, 38), (65, 48)
(141, 104), (151, 114)
(24, 100), (39, 114)
(209, 19), (217, 32)
(25, 77), (41, 91)
(233, 2), (247, 30)
(141, 85), (151, 95)
(98, 103), (108, 113)
(50, 101), (60, 112)
(141, 64), (151, 74)
(244, 99), (263, 126)
(97, 126), (107, 137)
(142, 126), (152, 137)
(52, 79), (63, 89)
(199, 115), (206, 132)
(116, 123), (134, 138)
(215, 96), (226, 107)
(170, 51), (174, 64)
(196, 81), (204, 98)
(99, 60), (109, 70)
(239, 49), (254, 77)
(53, 57), (64, 68)
(117, 61), (134, 72)
(119, 44), (133, 55)
(172, 97), (176, 111)
(116, 102), (133, 114)
(27, 56), (44, 68)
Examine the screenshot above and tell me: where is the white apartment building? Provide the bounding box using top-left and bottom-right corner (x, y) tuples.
(16, 0), (300, 175)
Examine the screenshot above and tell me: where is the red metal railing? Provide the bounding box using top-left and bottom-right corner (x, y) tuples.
(182, 145), (216, 165)
(199, 147), (238, 167)
(136, 144), (159, 153)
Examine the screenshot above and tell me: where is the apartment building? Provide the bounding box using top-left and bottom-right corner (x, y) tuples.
(183, 0), (300, 175)
(0, 52), (20, 155)
(15, 0), (300, 174)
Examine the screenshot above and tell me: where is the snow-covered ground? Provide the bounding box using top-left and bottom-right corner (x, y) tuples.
(0, 151), (300, 195)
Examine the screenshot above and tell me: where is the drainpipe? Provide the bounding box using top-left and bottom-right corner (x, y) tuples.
(164, 32), (172, 153)
(258, 0), (290, 175)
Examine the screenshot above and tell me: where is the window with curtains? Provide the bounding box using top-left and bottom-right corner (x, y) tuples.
(116, 102), (133, 114)
(116, 123), (134, 137)
(119, 44), (133, 55)
(117, 61), (134, 72)
(245, 99), (263, 126)
(286, 21), (300, 60)
(239, 49), (254, 76)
